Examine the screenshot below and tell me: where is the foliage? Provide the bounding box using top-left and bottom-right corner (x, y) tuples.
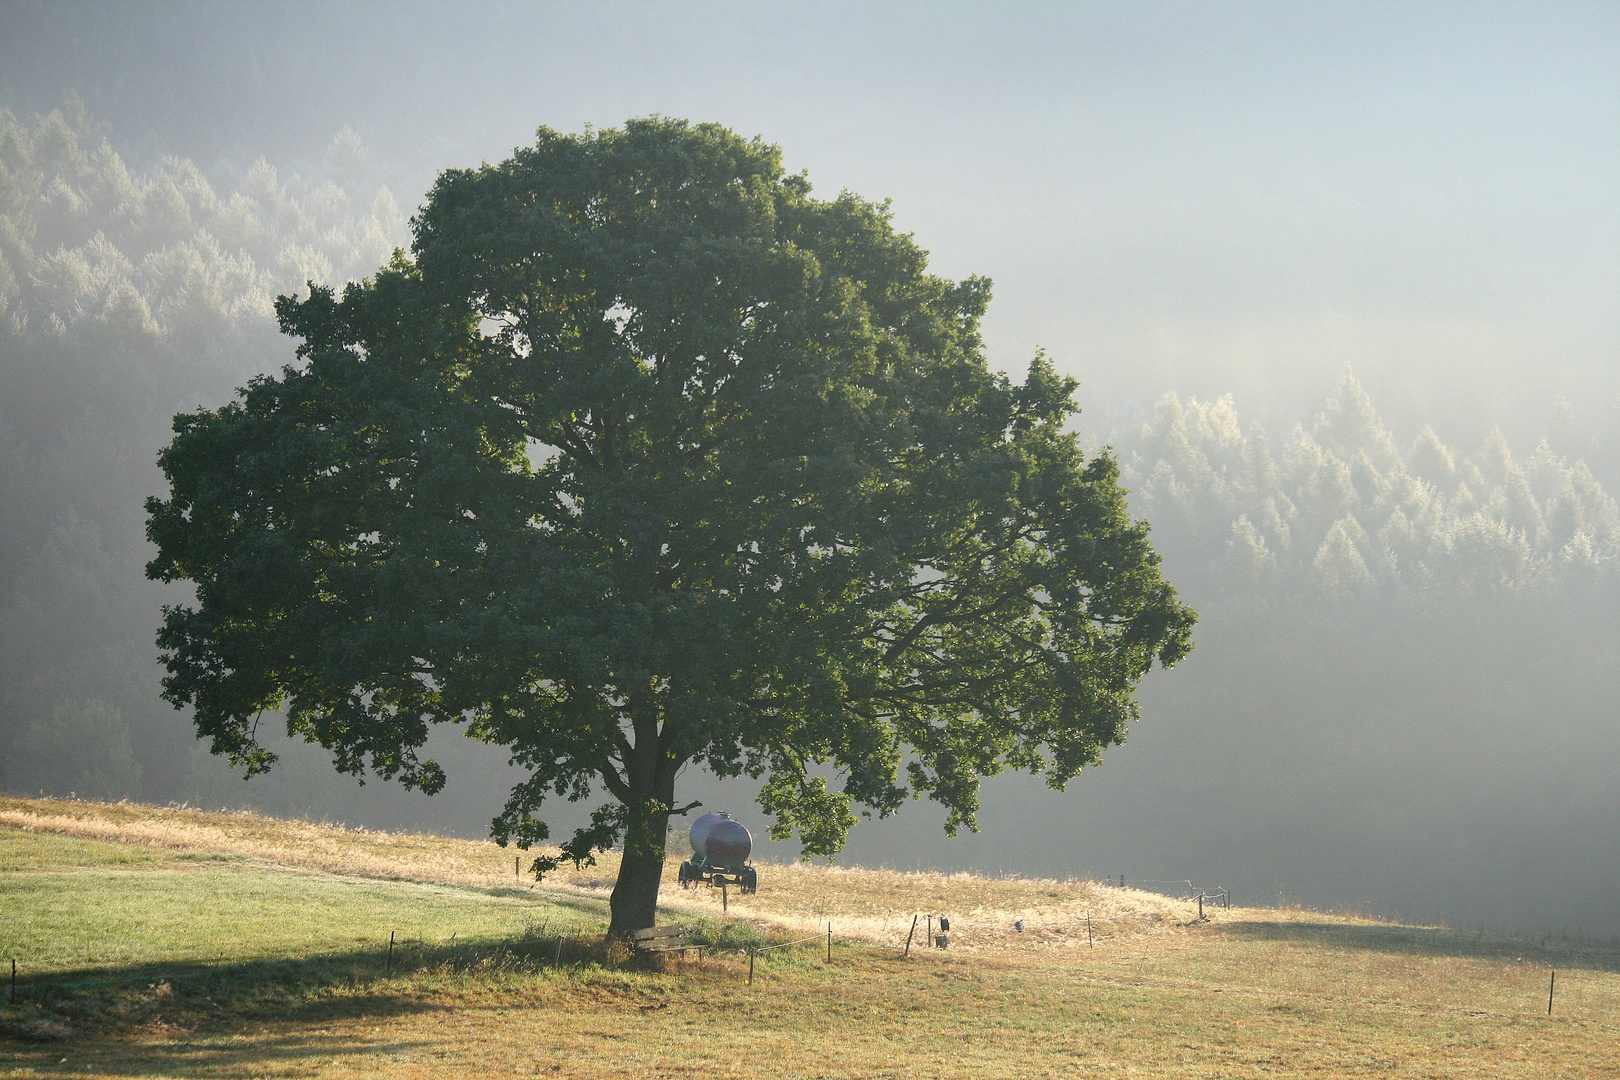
(1121, 370), (1619, 599)
(144, 118), (1196, 930)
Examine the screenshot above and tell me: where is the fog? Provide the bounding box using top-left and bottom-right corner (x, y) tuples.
(1, 1), (1614, 934)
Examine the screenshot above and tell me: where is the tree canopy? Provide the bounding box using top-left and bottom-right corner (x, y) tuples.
(146, 118), (1196, 933)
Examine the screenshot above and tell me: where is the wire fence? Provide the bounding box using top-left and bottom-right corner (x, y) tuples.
(1111, 876), (1234, 903)
(747, 926), (832, 984)
(879, 879), (1234, 957)
(752, 932), (826, 954)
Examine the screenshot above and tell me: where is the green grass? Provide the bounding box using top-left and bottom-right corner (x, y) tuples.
(0, 829), (168, 871)
(1, 800), (1617, 1079)
(0, 828), (609, 980)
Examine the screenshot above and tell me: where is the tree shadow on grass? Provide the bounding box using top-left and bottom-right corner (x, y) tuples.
(1211, 920), (1620, 973)
(2, 1028), (441, 1078)
(0, 934), (615, 1048)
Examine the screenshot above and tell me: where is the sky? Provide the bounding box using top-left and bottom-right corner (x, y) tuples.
(4, 0), (1616, 447)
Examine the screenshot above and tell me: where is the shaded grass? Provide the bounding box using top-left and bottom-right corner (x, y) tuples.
(1215, 916), (1620, 972)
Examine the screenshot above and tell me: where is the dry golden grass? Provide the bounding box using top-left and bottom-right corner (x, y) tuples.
(2, 795), (1616, 1079)
(667, 857), (1201, 948)
(0, 796), (1197, 945)
(0, 794), (582, 890)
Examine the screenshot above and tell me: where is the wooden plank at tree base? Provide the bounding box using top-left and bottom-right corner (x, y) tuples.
(632, 926), (698, 953)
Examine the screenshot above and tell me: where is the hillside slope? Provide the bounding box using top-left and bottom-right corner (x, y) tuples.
(1, 797), (1615, 1079)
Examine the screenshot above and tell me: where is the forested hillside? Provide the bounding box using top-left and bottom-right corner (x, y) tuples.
(0, 104), (1615, 932)
(1121, 376), (1617, 600)
(0, 103), (423, 808)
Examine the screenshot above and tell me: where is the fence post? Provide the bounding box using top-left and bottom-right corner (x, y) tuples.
(9, 959), (14, 1003)
(1198, 893), (1204, 920)
(904, 915), (918, 957)
(748, 948), (755, 986)
(1087, 914), (1092, 947)
(826, 923), (832, 964)
(1548, 969), (1555, 1015)
(387, 930), (395, 973)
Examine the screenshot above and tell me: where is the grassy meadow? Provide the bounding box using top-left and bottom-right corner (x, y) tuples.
(0, 796), (1616, 1078)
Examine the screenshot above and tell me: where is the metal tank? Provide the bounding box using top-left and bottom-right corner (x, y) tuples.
(679, 811), (757, 893)
(689, 812), (752, 868)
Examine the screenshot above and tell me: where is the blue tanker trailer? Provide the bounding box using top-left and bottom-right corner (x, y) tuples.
(677, 811), (757, 894)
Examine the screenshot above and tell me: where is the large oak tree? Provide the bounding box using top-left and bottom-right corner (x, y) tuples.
(147, 119), (1195, 934)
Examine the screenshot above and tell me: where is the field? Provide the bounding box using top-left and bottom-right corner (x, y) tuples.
(1, 796), (1616, 1078)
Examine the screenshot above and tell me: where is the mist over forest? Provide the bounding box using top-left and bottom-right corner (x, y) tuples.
(1, 1), (1615, 939)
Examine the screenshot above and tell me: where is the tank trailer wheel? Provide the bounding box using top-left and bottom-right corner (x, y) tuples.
(740, 866), (758, 895)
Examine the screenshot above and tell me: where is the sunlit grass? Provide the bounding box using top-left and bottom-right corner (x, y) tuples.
(1, 796), (1616, 1079)
(2, 866), (604, 977)
(0, 795), (1202, 945)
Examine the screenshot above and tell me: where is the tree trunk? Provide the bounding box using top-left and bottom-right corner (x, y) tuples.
(608, 796), (670, 936)
(608, 689), (678, 937)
